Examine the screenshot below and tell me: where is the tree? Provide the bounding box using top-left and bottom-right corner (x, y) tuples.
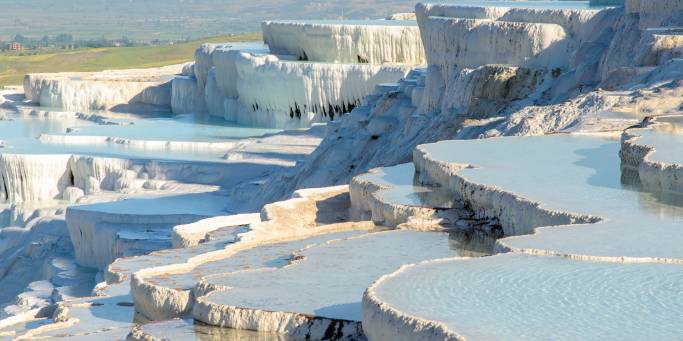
(54, 34), (73, 45)
(12, 34), (28, 44)
(40, 35), (50, 47)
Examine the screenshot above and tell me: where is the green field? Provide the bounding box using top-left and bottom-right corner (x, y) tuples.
(0, 33), (261, 87)
(0, 0), (413, 42)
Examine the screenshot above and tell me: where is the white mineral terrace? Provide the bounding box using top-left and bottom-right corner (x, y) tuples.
(621, 115), (683, 195)
(627, 115), (683, 165)
(181, 21), (422, 129)
(180, 42), (414, 128)
(626, 0), (683, 28)
(421, 1), (605, 10)
(364, 253), (682, 341)
(262, 20), (426, 65)
(636, 28), (683, 66)
(361, 133), (683, 341)
(193, 230), (457, 337)
(415, 2), (603, 81)
(144, 230), (366, 296)
(23, 65), (183, 113)
(415, 134), (683, 262)
(2, 108), (281, 161)
(0, 186), (376, 340)
(2, 0), (683, 340)
(228, 54), (412, 128)
(0, 85), (328, 339)
(140, 229), (368, 321)
(350, 163), (459, 228)
(66, 190), (231, 270)
(0, 108), (322, 210)
(128, 318), (286, 341)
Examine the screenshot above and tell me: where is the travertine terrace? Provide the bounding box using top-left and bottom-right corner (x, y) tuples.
(1, 0), (683, 340)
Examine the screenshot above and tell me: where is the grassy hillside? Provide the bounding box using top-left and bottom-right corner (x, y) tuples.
(0, 0), (415, 41)
(0, 33), (261, 87)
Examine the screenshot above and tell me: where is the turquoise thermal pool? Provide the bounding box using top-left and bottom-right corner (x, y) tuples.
(372, 253), (683, 341)
(419, 134), (683, 261)
(632, 115), (683, 165)
(0, 110), (279, 162)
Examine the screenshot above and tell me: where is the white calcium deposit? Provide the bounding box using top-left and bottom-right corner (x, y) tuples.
(243, 2), (683, 209)
(626, 0), (683, 28)
(262, 20), (426, 65)
(620, 115), (683, 195)
(635, 28), (683, 66)
(387, 13), (417, 21)
(362, 254), (683, 341)
(3, 1), (683, 340)
(173, 22), (421, 128)
(23, 65), (182, 113)
(171, 76), (205, 114)
(231, 54), (412, 128)
(177, 50), (411, 128)
(0, 154), (73, 203)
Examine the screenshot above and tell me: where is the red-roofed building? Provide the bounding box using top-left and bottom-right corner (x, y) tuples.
(7, 42), (23, 51)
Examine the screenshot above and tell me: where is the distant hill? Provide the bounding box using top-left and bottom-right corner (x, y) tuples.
(0, 0), (417, 41)
(0, 33), (260, 86)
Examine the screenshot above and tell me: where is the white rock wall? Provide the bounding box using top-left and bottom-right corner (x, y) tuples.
(24, 75), (171, 112)
(67, 156), (135, 194)
(66, 207), (208, 270)
(412, 144), (599, 237)
(499, 8), (600, 38)
(192, 43), (269, 105)
(171, 76), (205, 114)
(24, 66), (182, 112)
(233, 53), (411, 128)
(626, 0), (683, 28)
(204, 70), (226, 118)
(620, 120), (683, 195)
(634, 29), (683, 66)
(441, 65), (545, 118)
(387, 13), (417, 21)
(0, 154), (72, 203)
(417, 4), (599, 37)
(0, 153), (247, 204)
(194, 44), (221, 94)
(262, 21), (426, 65)
(421, 16), (568, 80)
(0, 216), (74, 311)
(414, 3), (611, 94)
(211, 48), (242, 99)
(171, 214), (261, 248)
(362, 266), (464, 341)
(196, 52), (411, 128)
(173, 30), (418, 127)
(415, 4), (509, 21)
(0, 153), (145, 203)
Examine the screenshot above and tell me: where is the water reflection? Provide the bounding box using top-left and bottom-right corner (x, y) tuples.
(621, 175), (683, 219)
(636, 190), (683, 219)
(0, 108), (280, 162)
(651, 115), (683, 135)
(631, 115), (683, 165)
(361, 164), (457, 209)
(619, 164), (641, 188)
(448, 228), (502, 257)
(620, 118), (683, 216)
